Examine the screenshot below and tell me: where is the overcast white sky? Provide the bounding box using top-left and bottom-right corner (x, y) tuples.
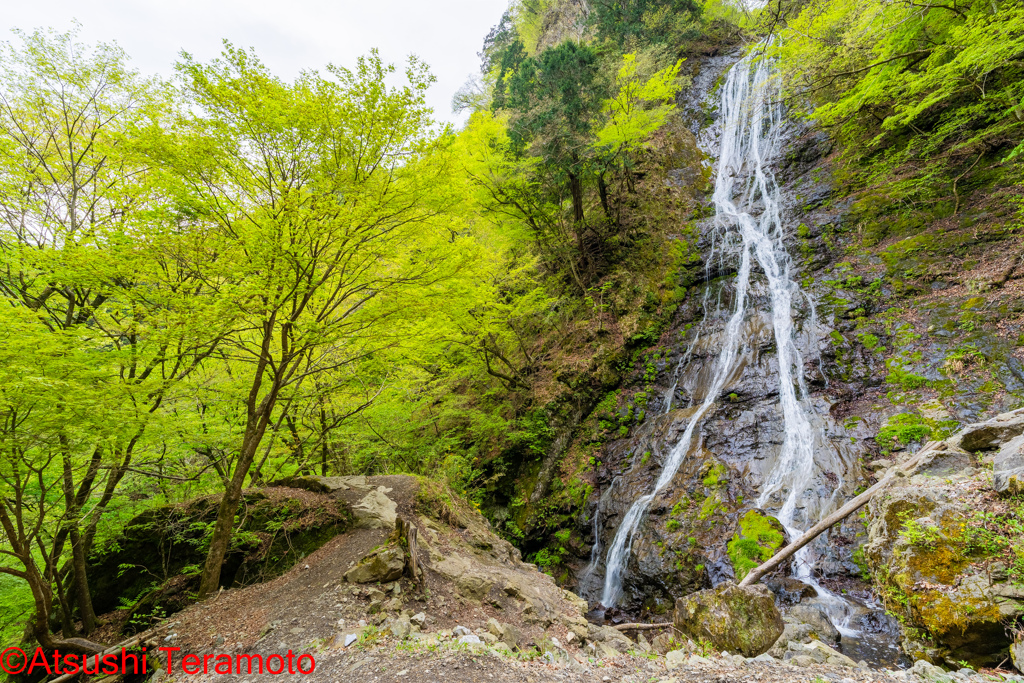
(2, 0), (510, 125)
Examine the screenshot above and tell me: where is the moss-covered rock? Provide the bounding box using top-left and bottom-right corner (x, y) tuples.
(344, 545), (406, 584)
(862, 418), (1024, 668)
(673, 582), (784, 657)
(727, 510), (786, 581)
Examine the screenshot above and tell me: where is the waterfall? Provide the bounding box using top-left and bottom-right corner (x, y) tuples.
(599, 47), (842, 611)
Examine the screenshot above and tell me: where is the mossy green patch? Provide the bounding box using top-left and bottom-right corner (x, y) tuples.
(727, 510), (785, 581)
(876, 412), (932, 453)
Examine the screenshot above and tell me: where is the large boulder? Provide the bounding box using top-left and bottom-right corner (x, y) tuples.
(673, 583), (784, 657)
(993, 433), (1024, 495)
(351, 488), (398, 529)
(861, 458), (1023, 668)
(950, 407), (1024, 453)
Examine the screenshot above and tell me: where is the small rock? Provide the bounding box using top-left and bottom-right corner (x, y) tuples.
(789, 655), (817, 667)
(663, 651), (688, 671)
(994, 434), (1024, 495)
(1012, 635), (1024, 671)
(391, 616), (412, 639)
(410, 612), (426, 627)
(651, 632), (675, 654)
(454, 625), (472, 637)
(912, 658), (955, 683)
(788, 603), (840, 644)
(458, 634), (483, 645)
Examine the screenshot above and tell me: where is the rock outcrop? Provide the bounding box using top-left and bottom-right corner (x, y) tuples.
(861, 409), (1024, 668)
(673, 583), (784, 657)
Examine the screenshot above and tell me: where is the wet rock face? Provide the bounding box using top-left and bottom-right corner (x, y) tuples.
(578, 272), (875, 612)
(573, 52), (890, 615)
(673, 583), (784, 657)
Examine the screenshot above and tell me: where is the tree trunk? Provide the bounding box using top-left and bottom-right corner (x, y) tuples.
(196, 445), (254, 599)
(597, 172), (611, 220)
(320, 401), (329, 476)
(197, 392), (277, 599)
(60, 444), (97, 633)
(738, 443), (938, 588)
(568, 171), (584, 224)
(67, 525), (97, 633)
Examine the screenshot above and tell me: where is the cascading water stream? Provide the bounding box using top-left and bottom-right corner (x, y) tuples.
(598, 47), (858, 630)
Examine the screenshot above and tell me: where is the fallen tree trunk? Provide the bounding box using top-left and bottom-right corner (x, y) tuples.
(46, 623), (170, 683)
(738, 441), (941, 588)
(612, 622), (675, 632)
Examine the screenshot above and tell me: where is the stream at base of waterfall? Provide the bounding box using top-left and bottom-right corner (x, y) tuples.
(579, 47), (908, 668)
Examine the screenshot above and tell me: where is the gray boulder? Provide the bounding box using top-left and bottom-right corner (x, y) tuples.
(665, 649), (687, 670)
(587, 623), (632, 652)
(1012, 635), (1024, 672)
(351, 487), (398, 529)
(486, 618), (522, 650)
(390, 616), (412, 639)
(784, 640), (857, 667)
(951, 407), (1024, 452)
(993, 434), (1024, 495)
(651, 631), (676, 654)
(768, 622), (814, 658)
(344, 546), (405, 583)
(673, 583), (784, 657)
(788, 602), (840, 644)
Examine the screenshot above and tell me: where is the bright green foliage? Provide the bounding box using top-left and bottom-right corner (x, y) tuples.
(728, 510), (785, 580)
(0, 28), (555, 642)
(592, 53), (685, 158)
(772, 0), (1024, 206)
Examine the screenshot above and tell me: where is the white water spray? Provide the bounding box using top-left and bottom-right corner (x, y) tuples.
(599, 47), (848, 615)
